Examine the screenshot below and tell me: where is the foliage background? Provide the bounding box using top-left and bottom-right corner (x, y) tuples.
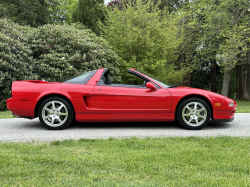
(0, 19), (37, 111)
(100, 0), (188, 85)
(0, 0), (50, 27)
(0, 19), (121, 111)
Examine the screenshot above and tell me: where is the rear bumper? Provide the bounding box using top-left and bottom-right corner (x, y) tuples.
(7, 98), (34, 118)
(214, 117), (234, 123)
(10, 109), (34, 118)
(7, 98), (15, 111)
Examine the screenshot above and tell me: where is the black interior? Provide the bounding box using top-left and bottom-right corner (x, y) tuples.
(105, 76), (112, 84)
(97, 68), (159, 89)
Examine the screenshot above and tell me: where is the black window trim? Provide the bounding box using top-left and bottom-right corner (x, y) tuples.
(97, 68), (110, 85)
(127, 69), (162, 89)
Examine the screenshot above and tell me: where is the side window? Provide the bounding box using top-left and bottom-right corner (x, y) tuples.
(121, 73), (145, 86)
(64, 70), (97, 84)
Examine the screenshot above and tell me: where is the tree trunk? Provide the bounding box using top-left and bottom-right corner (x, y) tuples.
(237, 65), (245, 100)
(183, 73), (190, 87)
(210, 59), (217, 92)
(243, 50), (250, 100)
(243, 65), (250, 100)
(182, 53), (190, 87)
(221, 69), (231, 97)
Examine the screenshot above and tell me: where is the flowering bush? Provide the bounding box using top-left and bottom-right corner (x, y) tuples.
(0, 19), (121, 110)
(0, 19), (37, 110)
(30, 24), (121, 82)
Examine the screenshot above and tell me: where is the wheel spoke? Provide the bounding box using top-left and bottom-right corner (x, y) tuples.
(195, 118), (199, 124)
(52, 102), (56, 110)
(198, 114), (205, 119)
(186, 106), (192, 112)
(51, 117), (55, 125)
(198, 108), (205, 112)
(44, 107), (51, 113)
(183, 113), (191, 117)
(194, 103), (197, 110)
(58, 105), (64, 111)
(188, 118), (193, 123)
(44, 115), (51, 119)
(60, 113), (68, 116)
(58, 118), (63, 123)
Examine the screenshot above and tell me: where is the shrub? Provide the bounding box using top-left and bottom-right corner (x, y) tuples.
(0, 19), (121, 110)
(0, 19), (37, 111)
(29, 24), (121, 82)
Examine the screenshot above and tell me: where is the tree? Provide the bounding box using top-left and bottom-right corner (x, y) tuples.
(0, 0), (49, 27)
(107, 0), (134, 10)
(100, 0), (186, 85)
(107, 0), (185, 13)
(47, 0), (78, 24)
(210, 0), (249, 97)
(239, 6), (250, 100)
(72, 0), (106, 35)
(179, 0), (250, 97)
(181, 0), (227, 93)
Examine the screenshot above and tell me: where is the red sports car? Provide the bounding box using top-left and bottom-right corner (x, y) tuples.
(7, 68), (237, 130)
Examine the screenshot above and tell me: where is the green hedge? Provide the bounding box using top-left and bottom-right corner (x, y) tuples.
(30, 24), (121, 82)
(0, 19), (121, 111)
(0, 20), (37, 110)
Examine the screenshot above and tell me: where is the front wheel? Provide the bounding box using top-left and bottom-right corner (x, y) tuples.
(38, 97), (74, 130)
(177, 98), (211, 130)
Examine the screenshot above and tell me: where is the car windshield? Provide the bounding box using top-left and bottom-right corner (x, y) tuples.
(63, 70), (97, 84)
(135, 69), (171, 88)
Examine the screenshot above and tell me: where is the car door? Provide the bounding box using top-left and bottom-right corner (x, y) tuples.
(94, 85), (171, 118)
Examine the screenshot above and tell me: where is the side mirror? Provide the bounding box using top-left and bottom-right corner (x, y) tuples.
(146, 82), (157, 91)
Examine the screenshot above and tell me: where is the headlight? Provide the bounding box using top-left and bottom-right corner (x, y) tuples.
(229, 102), (234, 107)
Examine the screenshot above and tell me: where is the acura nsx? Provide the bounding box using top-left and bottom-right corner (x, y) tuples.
(7, 68), (237, 130)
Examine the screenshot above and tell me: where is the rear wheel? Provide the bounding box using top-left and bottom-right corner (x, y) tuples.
(38, 97), (74, 130)
(177, 97), (211, 130)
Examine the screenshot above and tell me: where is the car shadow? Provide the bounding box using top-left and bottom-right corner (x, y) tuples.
(69, 120), (232, 130)
(19, 120), (45, 130)
(207, 120), (233, 129)
(20, 119), (232, 130)
(70, 120), (181, 129)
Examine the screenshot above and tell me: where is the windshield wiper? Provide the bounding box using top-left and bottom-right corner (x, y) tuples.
(168, 84), (180, 88)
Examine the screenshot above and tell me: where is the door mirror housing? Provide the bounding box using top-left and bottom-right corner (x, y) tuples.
(146, 82), (157, 91)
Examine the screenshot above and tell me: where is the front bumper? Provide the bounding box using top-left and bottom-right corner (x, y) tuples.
(213, 109), (236, 123)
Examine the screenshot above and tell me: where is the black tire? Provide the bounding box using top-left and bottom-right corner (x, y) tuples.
(177, 97), (211, 130)
(38, 97), (74, 130)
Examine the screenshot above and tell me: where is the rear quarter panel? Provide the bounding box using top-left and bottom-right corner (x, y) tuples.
(10, 81), (96, 117)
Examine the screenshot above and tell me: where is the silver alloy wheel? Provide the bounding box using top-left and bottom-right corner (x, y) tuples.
(182, 102), (207, 127)
(42, 101), (68, 127)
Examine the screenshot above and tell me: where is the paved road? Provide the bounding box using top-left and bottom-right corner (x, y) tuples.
(0, 113), (250, 142)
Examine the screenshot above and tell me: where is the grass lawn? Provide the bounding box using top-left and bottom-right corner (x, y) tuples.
(0, 110), (13, 119)
(235, 100), (250, 113)
(0, 137), (250, 186)
(0, 99), (249, 119)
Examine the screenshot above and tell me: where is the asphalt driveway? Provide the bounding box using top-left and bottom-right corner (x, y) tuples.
(0, 113), (249, 142)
